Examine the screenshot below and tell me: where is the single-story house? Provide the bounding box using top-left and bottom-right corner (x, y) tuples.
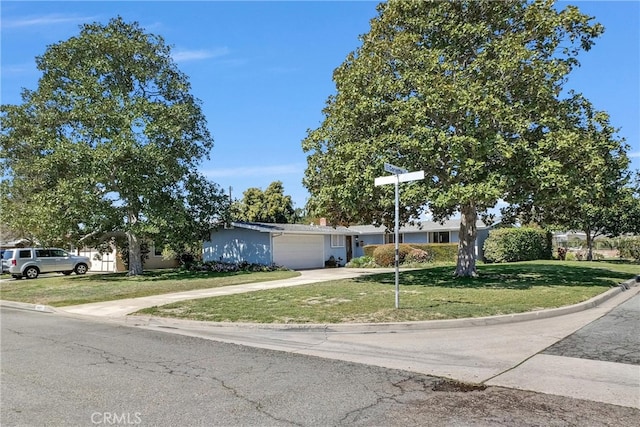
(203, 219), (497, 270)
(203, 221), (355, 270)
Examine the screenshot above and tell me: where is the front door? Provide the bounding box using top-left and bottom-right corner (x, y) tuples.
(346, 236), (353, 262)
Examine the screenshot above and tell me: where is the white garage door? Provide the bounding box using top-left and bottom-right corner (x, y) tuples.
(273, 234), (324, 270)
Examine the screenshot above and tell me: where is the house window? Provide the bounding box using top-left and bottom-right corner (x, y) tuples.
(384, 233), (404, 244)
(331, 234), (345, 248)
(431, 231), (450, 243)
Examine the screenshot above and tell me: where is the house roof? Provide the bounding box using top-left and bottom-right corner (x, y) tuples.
(231, 218), (497, 236)
(348, 218), (496, 235)
(230, 222), (354, 235)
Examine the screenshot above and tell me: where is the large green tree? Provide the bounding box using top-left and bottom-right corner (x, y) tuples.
(234, 181), (297, 223)
(0, 17), (224, 275)
(502, 94), (630, 260)
(302, 0), (605, 276)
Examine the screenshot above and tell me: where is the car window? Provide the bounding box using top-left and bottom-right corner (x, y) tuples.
(50, 249), (68, 257)
(19, 249), (32, 258)
(35, 249), (50, 257)
(3, 250), (14, 260)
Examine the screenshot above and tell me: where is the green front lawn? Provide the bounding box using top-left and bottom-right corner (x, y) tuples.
(0, 269), (299, 307)
(136, 261), (638, 323)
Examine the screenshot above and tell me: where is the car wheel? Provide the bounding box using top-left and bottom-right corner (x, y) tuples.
(24, 266), (39, 279)
(75, 263), (88, 275)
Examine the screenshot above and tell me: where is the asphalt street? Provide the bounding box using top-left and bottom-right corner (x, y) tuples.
(544, 295), (640, 365)
(2, 306), (639, 426)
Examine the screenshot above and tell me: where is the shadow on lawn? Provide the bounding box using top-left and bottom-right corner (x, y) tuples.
(354, 263), (633, 290)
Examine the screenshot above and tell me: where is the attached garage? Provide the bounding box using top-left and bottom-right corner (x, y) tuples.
(272, 234), (324, 270)
(203, 221), (355, 270)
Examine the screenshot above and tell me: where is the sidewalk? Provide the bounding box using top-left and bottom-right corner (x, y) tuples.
(5, 269), (640, 409)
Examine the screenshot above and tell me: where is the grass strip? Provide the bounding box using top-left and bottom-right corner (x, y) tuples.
(0, 269), (299, 307)
(136, 261), (638, 323)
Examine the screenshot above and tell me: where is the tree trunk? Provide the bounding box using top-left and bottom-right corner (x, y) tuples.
(585, 230), (593, 261)
(127, 231), (144, 276)
(455, 203), (478, 277)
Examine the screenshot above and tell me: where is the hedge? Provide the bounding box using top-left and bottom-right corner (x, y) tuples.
(372, 244), (414, 267)
(617, 236), (640, 262)
(363, 243), (458, 264)
(410, 243), (458, 262)
(483, 227), (552, 263)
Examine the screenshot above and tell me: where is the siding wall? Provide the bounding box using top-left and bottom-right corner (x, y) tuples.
(324, 235), (349, 266)
(203, 228), (272, 265)
(403, 232), (429, 244)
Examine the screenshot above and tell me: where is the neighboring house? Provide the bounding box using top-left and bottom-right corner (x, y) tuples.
(0, 237), (177, 273)
(80, 242), (179, 273)
(0, 238), (32, 250)
(203, 219), (497, 270)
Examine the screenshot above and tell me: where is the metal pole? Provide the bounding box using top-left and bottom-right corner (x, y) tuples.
(394, 176), (400, 309)
(375, 166), (424, 310)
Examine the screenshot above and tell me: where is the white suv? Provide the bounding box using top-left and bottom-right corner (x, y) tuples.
(2, 248), (91, 279)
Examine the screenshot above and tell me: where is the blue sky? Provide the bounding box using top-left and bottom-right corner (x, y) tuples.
(2, 1), (639, 210)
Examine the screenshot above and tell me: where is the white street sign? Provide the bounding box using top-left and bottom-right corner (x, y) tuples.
(398, 170), (424, 182)
(384, 163), (408, 175)
(375, 170), (425, 186)
(374, 175), (397, 186)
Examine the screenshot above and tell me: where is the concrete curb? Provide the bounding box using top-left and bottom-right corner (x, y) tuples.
(128, 276), (640, 333)
(0, 300), (57, 313)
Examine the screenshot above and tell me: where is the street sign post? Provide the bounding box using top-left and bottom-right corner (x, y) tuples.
(375, 166), (425, 309)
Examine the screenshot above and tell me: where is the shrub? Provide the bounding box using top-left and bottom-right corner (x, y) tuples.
(345, 256), (377, 268)
(405, 248), (432, 264)
(409, 243), (458, 262)
(372, 244), (414, 267)
(189, 260), (288, 272)
(557, 247), (567, 261)
(362, 245), (376, 258)
(483, 227), (552, 263)
(618, 236), (640, 262)
(363, 243), (457, 264)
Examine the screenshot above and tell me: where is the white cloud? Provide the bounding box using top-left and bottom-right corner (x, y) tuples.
(172, 47), (230, 63)
(3, 14), (97, 28)
(628, 151), (640, 159)
(202, 163), (304, 178)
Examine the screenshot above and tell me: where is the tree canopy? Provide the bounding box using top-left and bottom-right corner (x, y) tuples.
(233, 181), (297, 224)
(501, 94), (630, 259)
(302, 0), (618, 276)
(0, 17), (225, 275)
